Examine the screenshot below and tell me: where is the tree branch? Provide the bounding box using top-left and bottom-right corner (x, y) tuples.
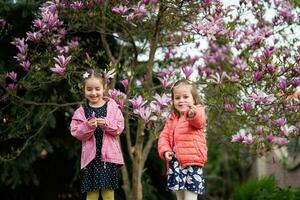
(0, 107), (58, 162)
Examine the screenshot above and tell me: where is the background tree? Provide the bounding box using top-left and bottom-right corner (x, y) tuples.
(1, 0), (300, 200)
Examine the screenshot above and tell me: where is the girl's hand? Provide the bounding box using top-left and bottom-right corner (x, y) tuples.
(96, 118), (106, 128)
(187, 105), (196, 118)
(88, 118), (97, 128)
(164, 151), (174, 161)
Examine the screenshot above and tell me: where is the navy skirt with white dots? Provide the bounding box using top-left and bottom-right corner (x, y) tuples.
(81, 103), (120, 193)
(167, 153), (205, 194)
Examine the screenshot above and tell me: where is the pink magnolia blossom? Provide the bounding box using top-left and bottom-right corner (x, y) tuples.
(121, 79), (128, 89)
(112, 5), (129, 15)
(70, 1), (83, 10)
(26, 31), (42, 43)
(157, 77), (172, 88)
(8, 71), (17, 82)
(104, 69), (116, 82)
(54, 55), (71, 68)
(7, 83), (17, 90)
(156, 65), (175, 78)
(20, 60), (31, 71)
(131, 3), (147, 19)
(129, 96), (147, 113)
(14, 53), (27, 63)
(108, 89), (127, 108)
(273, 117), (286, 127)
(12, 38), (28, 62)
(277, 78), (287, 91)
(253, 71), (263, 82)
(242, 102), (251, 113)
(225, 103), (233, 112)
(91, 111), (96, 119)
(283, 50), (291, 60)
(272, 136), (289, 147)
(256, 127), (263, 136)
(277, 1), (295, 22)
(33, 19), (47, 30)
(231, 131), (246, 143)
(181, 65), (193, 80)
(262, 47), (274, 61)
(227, 74), (240, 82)
(39, 10), (63, 32)
(142, 0), (157, 5)
(191, 16), (228, 40)
(232, 130), (253, 144)
(267, 64), (276, 74)
(202, 0), (213, 5)
(56, 46), (69, 55)
(152, 93), (171, 108)
(50, 65), (65, 76)
(150, 93), (171, 115)
(209, 72), (228, 84)
(232, 57), (248, 72)
(136, 107), (155, 123)
(248, 90), (276, 104)
(291, 78), (300, 88)
(242, 133), (253, 144)
(121, 79), (129, 89)
(67, 40), (79, 49)
(281, 125), (296, 137)
(149, 101), (161, 114)
(266, 134), (275, 142)
(286, 105), (300, 112)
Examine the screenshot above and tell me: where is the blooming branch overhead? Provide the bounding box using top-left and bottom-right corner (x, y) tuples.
(2, 0), (300, 166)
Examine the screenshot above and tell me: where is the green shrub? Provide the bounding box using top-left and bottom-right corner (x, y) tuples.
(232, 177), (300, 200)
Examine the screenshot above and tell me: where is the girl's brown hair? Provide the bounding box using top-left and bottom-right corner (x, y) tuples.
(171, 79), (203, 113)
(82, 69), (107, 95)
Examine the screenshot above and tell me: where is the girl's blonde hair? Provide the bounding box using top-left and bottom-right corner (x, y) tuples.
(171, 79), (203, 113)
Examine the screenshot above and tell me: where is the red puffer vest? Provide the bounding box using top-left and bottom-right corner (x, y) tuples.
(158, 105), (207, 171)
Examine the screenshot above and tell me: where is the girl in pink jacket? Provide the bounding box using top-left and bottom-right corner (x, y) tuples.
(70, 69), (124, 200)
(158, 80), (207, 200)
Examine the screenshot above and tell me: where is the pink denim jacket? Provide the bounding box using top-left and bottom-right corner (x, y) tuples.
(70, 98), (124, 169)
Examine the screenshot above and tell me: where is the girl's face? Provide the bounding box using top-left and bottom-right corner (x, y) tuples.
(172, 84), (195, 114)
(84, 77), (105, 107)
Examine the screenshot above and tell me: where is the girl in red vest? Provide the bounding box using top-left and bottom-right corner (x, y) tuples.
(158, 79), (207, 200)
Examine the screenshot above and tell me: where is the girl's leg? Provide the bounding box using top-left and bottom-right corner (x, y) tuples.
(101, 189), (114, 200)
(183, 190), (198, 200)
(175, 190), (184, 200)
(86, 190), (99, 200)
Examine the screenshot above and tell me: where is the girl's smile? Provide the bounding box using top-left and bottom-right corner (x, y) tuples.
(84, 77), (106, 107)
(172, 84), (194, 114)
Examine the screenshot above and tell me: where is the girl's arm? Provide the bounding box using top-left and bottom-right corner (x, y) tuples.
(70, 108), (96, 141)
(158, 119), (172, 160)
(102, 108), (124, 137)
(187, 105), (206, 129)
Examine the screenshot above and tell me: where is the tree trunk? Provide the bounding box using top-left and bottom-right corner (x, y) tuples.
(131, 120), (145, 200)
(131, 153), (143, 200)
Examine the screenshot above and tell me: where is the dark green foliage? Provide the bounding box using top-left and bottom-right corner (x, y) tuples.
(232, 177), (300, 200)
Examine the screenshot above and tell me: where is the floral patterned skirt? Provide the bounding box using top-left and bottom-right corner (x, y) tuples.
(167, 154), (205, 194)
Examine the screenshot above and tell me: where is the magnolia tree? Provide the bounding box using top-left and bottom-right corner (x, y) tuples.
(1, 0), (300, 199)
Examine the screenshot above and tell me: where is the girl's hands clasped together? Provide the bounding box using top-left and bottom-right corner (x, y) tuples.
(88, 118), (106, 128)
(96, 118), (106, 128)
(88, 118), (98, 128)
